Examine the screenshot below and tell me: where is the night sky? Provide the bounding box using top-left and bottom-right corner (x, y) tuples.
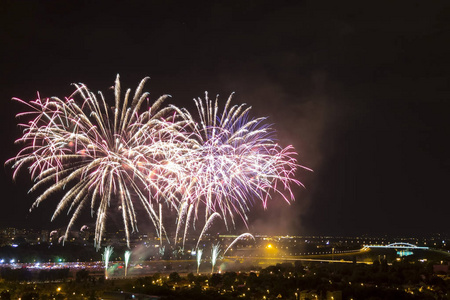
(1, 0), (449, 236)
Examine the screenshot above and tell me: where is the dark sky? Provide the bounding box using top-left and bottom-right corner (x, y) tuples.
(1, 0), (449, 236)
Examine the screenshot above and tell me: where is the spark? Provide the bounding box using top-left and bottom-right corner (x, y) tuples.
(124, 250), (131, 277)
(197, 248), (203, 274)
(211, 243), (221, 273)
(103, 246), (113, 279)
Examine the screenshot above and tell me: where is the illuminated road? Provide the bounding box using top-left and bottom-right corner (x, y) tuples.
(225, 247), (373, 266)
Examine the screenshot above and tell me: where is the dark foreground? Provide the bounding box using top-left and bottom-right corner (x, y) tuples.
(0, 258), (450, 300)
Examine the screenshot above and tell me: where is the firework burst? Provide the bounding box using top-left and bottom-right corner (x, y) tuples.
(171, 92), (310, 237)
(8, 76), (310, 250)
(7, 75), (185, 248)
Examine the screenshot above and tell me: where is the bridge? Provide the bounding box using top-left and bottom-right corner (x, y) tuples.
(362, 242), (429, 250)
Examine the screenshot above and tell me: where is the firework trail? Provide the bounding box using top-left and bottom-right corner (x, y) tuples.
(196, 248), (203, 274)
(124, 250), (131, 277)
(211, 243), (220, 273)
(103, 246), (113, 279)
(223, 233), (255, 255)
(195, 212), (221, 250)
(7, 75), (187, 249)
(174, 201), (188, 246)
(182, 203), (195, 250)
